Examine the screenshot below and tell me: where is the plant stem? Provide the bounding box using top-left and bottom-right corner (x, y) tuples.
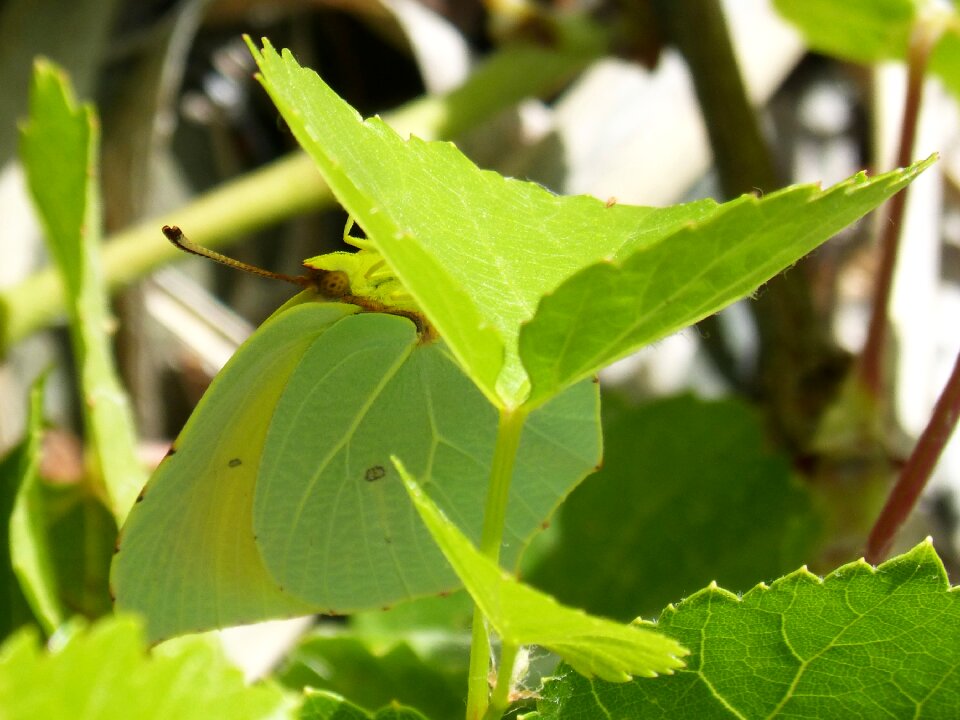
(651, 0), (779, 196)
(858, 18), (942, 399)
(865, 349), (960, 563)
(484, 642), (520, 720)
(466, 407), (528, 720)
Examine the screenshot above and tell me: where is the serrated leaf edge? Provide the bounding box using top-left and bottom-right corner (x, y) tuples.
(646, 537), (953, 625)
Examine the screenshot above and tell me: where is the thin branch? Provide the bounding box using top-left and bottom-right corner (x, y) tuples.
(858, 19), (943, 397)
(865, 348), (960, 563)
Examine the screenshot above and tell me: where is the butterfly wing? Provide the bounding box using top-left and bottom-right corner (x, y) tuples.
(111, 302), (357, 641)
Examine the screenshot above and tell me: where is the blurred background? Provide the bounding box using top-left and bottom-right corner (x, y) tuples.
(0, 0), (958, 693)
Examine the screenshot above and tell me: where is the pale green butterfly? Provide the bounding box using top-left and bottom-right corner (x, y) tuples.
(111, 225), (601, 641)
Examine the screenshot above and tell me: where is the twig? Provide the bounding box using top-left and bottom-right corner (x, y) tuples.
(865, 348), (960, 563)
(858, 18), (943, 398)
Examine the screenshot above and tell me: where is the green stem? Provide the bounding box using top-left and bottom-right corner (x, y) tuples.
(466, 407), (528, 720)
(484, 642), (521, 720)
(467, 605), (492, 720)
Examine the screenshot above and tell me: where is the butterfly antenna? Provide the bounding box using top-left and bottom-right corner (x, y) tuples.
(162, 226), (312, 288)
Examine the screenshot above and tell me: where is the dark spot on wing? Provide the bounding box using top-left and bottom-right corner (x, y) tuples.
(228, 458), (242, 468)
(365, 465), (386, 482)
(165, 446), (177, 457)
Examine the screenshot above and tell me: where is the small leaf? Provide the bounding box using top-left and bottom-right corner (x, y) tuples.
(0, 615), (290, 720)
(519, 159), (934, 404)
(0, 442), (35, 635)
(537, 540), (960, 719)
(3, 378), (62, 634)
(299, 689), (429, 720)
(19, 59), (145, 521)
(396, 463), (687, 682)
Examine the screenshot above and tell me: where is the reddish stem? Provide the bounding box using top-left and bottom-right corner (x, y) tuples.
(857, 25), (936, 398)
(865, 349), (960, 563)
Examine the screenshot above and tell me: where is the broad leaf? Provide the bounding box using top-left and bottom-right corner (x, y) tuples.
(529, 395), (821, 621)
(299, 690), (429, 720)
(246, 38), (931, 408)
(519, 158), (934, 404)
(246, 37), (718, 407)
(397, 463), (687, 682)
(537, 540), (960, 719)
(0, 615), (289, 720)
(19, 60), (145, 520)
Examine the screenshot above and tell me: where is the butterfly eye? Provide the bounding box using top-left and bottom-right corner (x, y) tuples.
(318, 270), (350, 298)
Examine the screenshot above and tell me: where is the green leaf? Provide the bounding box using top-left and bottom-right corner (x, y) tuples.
(299, 690), (429, 720)
(8, 377), (63, 634)
(774, 0), (960, 99)
(42, 481), (116, 621)
(519, 159), (934, 404)
(19, 59), (145, 521)
(0, 615), (290, 720)
(773, 0), (920, 63)
(278, 628), (467, 720)
(396, 463), (687, 683)
(528, 395), (822, 621)
(245, 38), (933, 407)
(113, 302), (599, 641)
(537, 540), (960, 719)
(0, 441), (35, 636)
(246, 37), (718, 408)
